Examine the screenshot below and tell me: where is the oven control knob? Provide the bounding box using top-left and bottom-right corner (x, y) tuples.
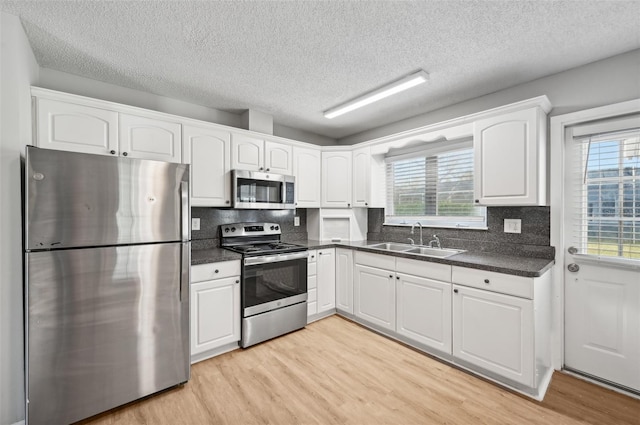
(270, 226), (275, 230)
(231, 227), (236, 232)
(274, 226), (279, 231)
(224, 228), (229, 233)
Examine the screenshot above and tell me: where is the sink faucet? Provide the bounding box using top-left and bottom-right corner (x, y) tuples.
(407, 238), (415, 245)
(428, 234), (441, 249)
(410, 222), (423, 246)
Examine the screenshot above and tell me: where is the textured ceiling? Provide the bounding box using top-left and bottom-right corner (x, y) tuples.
(1, 1), (639, 139)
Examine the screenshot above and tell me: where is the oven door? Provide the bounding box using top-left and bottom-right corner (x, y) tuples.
(242, 251), (308, 317)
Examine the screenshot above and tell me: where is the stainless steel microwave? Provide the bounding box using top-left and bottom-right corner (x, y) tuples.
(232, 170), (295, 209)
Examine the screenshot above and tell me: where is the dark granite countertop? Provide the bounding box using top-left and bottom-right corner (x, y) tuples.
(191, 247), (242, 265)
(299, 240), (554, 277)
(191, 240), (554, 277)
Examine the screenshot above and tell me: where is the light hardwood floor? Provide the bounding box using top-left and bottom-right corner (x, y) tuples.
(80, 316), (640, 425)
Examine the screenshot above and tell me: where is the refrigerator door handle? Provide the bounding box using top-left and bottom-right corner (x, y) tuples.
(181, 181), (190, 242)
(181, 242), (190, 302)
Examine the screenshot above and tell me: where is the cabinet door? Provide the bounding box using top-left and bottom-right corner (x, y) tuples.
(335, 248), (354, 314)
(35, 98), (118, 156)
(397, 273), (452, 354)
(293, 147), (321, 208)
(190, 276), (240, 356)
(321, 151), (352, 208)
(183, 125), (231, 207)
(354, 264), (395, 331)
(352, 147), (371, 207)
(317, 248), (336, 313)
(231, 133), (264, 171)
(452, 284), (534, 386)
(119, 113), (182, 163)
(474, 108), (542, 205)
(264, 141), (293, 174)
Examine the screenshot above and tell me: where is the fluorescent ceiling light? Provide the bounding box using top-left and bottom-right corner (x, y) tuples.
(323, 70), (429, 119)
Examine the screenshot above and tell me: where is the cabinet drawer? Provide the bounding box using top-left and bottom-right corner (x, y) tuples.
(308, 287), (317, 302)
(308, 261), (317, 277)
(355, 251), (395, 270)
(192, 260), (241, 283)
(308, 274), (317, 290)
(451, 266), (533, 299)
(308, 250), (317, 263)
(396, 257), (451, 282)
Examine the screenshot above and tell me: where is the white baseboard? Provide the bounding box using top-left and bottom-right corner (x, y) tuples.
(11, 420), (25, 425)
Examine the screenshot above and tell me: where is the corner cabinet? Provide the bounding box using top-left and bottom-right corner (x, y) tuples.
(190, 261), (241, 363)
(473, 103), (549, 206)
(321, 151), (353, 208)
(183, 125), (231, 207)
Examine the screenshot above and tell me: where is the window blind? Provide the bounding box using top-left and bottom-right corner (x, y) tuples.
(568, 119), (640, 260)
(385, 142), (486, 227)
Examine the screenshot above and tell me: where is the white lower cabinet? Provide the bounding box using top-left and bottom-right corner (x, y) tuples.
(354, 264), (396, 331)
(307, 250), (318, 318)
(317, 248), (336, 314)
(335, 248), (353, 314)
(190, 261), (240, 362)
(396, 273), (452, 354)
(452, 284), (534, 386)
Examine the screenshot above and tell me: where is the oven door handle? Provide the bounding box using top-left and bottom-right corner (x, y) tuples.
(244, 251), (308, 266)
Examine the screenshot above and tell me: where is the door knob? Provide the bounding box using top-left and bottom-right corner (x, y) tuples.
(568, 246), (578, 254)
(567, 263), (580, 272)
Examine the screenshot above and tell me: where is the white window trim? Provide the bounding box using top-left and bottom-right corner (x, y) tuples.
(550, 98), (640, 372)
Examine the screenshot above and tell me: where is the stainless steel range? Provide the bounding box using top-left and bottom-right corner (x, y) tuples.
(221, 223), (308, 347)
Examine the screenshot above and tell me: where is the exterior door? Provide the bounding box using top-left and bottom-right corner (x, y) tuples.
(563, 119), (640, 393)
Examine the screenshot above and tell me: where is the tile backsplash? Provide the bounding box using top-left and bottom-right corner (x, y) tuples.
(191, 208), (308, 249)
(367, 207), (554, 259)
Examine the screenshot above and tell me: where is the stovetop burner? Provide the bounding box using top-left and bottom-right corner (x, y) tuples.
(220, 222), (307, 256)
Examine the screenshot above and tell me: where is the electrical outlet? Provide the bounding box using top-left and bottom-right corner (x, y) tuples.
(191, 218), (200, 231)
(294, 216), (300, 226)
(504, 219), (521, 234)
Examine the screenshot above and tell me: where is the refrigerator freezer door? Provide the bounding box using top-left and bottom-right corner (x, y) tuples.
(25, 146), (189, 250)
(26, 243), (190, 425)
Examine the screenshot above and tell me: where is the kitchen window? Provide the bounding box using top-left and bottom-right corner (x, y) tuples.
(385, 139), (486, 228)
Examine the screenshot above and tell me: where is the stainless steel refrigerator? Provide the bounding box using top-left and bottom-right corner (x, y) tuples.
(23, 146), (190, 425)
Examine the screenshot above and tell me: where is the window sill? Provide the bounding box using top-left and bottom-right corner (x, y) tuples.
(383, 222), (488, 231)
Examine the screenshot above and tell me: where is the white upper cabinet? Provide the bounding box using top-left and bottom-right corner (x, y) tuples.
(293, 146), (321, 208)
(230, 134), (293, 174)
(352, 146), (371, 207)
(322, 151), (353, 208)
(119, 113), (182, 163)
(264, 141), (293, 174)
(183, 125), (231, 207)
(231, 133), (264, 171)
(474, 106), (547, 206)
(35, 98), (118, 156)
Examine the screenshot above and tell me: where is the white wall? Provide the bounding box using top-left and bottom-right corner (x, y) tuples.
(38, 68), (336, 146)
(0, 12), (39, 425)
(339, 49), (640, 144)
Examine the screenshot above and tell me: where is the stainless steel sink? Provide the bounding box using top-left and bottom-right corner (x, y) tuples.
(366, 242), (465, 258)
(366, 242), (414, 252)
(405, 247), (465, 258)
